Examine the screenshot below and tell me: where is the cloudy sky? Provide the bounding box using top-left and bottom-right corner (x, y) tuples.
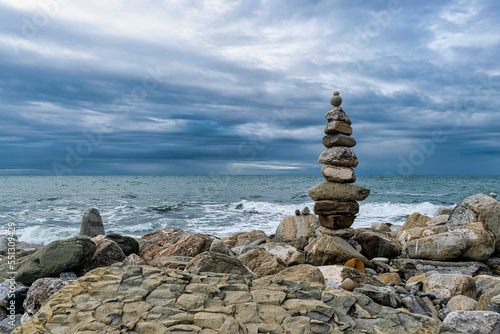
(0, 0), (499, 176)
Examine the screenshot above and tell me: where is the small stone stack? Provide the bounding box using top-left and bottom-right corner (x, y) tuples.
(309, 91), (370, 232)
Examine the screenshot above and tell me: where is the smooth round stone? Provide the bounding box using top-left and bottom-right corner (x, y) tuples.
(324, 121), (353, 136)
(321, 165), (356, 183)
(317, 227), (355, 239)
(322, 134), (356, 148)
(318, 147), (358, 167)
(330, 91), (342, 107)
(314, 200), (359, 215)
(309, 181), (370, 201)
(341, 278), (356, 291)
(325, 107), (351, 125)
(318, 214), (356, 229)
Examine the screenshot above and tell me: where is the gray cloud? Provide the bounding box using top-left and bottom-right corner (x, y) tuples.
(0, 0), (499, 175)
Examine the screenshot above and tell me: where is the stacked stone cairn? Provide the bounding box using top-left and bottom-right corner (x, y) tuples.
(309, 91), (370, 232)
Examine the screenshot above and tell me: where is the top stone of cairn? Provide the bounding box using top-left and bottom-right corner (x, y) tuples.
(330, 91), (342, 107)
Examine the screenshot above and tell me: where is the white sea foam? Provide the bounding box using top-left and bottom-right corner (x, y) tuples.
(18, 225), (80, 245)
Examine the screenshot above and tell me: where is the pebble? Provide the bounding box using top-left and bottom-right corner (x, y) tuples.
(341, 278), (356, 291)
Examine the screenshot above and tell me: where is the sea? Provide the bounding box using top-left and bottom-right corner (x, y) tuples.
(1, 175), (499, 246)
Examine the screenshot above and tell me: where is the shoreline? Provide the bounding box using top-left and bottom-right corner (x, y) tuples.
(0, 192), (500, 333)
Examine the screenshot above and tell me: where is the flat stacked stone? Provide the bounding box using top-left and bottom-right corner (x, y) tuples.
(309, 91), (370, 230)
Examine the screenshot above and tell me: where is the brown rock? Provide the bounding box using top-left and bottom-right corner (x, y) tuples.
(341, 278), (356, 291)
(377, 273), (403, 285)
(221, 230), (269, 247)
(318, 147), (358, 167)
(457, 221), (495, 261)
(317, 227), (355, 239)
(423, 274), (476, 299)
(406, 273), (427, 286)
(238, 249), (286, 276)
(344, 258), (365, 273)
(322, 134), (356, 148)
(309, 181), (370, 201)
(314, 200), (359, 215)
(139, 227), (185, 262)
(268, 264), (324, 284)
(318, 215), (356, 229)
(447, 295), (478, 311)
(319, 265), (385, 287)
(401, 212), (432, 231)
(88, 237), (126, 270)
(275, 215), (318, 250)
(159, 232), (214, 258)
(354, 229), (401, 259)
(123, 254), (146, 266)
(307, 235), (372, 268)
(320, 165), (356, 183)
(324, 121), (352, 135)
(397, 225), (446, 248)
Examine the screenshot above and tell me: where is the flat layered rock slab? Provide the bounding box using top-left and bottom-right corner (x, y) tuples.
(309, 181), (370, 201)
(13, 265), (457, 334)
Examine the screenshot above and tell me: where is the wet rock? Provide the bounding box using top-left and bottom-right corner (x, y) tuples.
(443, 311), (500, 334)
(185, 252), (250, 275)
(104, 233), (139, 256)
(275, 215), (318, 250)
(0, 237), (96, 286)
(80, 208), (105, 237)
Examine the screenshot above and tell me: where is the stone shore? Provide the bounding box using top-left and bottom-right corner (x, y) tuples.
(1, 193), (500, 333)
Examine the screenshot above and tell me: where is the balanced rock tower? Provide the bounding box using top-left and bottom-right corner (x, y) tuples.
(309, 91), (370, 232)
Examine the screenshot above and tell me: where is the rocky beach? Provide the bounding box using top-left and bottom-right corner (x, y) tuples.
(0, 93), (500, 333)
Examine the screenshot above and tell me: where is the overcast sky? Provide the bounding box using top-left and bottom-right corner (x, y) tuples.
(0, 0), (499, 176)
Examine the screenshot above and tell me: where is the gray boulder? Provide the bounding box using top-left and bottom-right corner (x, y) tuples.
(443, 311), (500, 334)
(447, 194), (500, 252)
(80, 208), (105, 237)
(105, 233), (139, 256)
(0, 314), (22, 333)
(0, 237), (96, 285)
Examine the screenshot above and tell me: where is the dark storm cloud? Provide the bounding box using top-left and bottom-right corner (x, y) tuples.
(0, 0), (499, 175)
